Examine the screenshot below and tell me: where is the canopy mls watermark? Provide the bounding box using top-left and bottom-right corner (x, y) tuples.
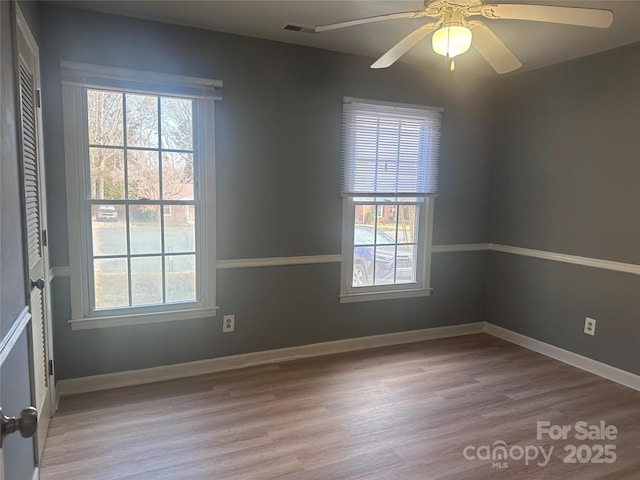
(463, 420), (619, 469)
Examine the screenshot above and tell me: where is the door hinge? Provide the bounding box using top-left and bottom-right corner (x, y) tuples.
(36, 89), (42, 108)
(42, 229), (48, 247)
(48, 359), (54, 376)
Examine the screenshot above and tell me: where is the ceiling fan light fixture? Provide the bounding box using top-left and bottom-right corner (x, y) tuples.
(432, 25), (472, 58)
(313, 0), (613, 74)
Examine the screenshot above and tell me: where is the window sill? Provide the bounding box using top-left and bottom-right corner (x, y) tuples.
(340, 288), (432, 304)
(69, 306), (219, 331)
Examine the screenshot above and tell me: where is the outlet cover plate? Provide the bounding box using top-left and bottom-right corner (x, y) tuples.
(223, 315), (235, 333)
(584, 317), (596, 336)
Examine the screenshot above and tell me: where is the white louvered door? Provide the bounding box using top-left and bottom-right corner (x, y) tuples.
(17, 11), (52, 460)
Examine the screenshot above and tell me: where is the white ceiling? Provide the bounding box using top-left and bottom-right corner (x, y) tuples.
(60, 0), (640, 76)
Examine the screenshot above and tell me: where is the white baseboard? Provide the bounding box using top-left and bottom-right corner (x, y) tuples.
(31, 467), (39, 480)
(56, 321), (639, 396)
(57, 322), (484, 396)
(484, 323), (640, 391)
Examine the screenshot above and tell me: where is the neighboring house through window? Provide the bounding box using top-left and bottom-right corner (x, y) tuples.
(61, 62), (221, 329)
(340, 97), (442, 302)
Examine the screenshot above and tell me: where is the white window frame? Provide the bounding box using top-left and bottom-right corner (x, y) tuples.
(61, 62), (221, 330)
(340, 198), (435, 303)
(339, 97), (441, 303)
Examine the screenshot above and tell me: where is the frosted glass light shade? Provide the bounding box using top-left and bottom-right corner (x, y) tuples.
(432, 25), (472, 58)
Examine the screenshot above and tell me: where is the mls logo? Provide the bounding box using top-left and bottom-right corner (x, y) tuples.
(492, 462), (508, 469)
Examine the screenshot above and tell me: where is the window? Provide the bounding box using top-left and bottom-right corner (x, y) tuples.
(340, 97), (442, 303)
(61, 62), (221, 329)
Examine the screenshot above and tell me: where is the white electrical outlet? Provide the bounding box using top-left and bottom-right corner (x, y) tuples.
(584, 317), (596, 336)
(223, 314), (235, 333)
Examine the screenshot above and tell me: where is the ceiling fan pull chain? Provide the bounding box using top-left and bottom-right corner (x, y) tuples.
(445, 45), (456, 72)
(446, 26), (452, 71)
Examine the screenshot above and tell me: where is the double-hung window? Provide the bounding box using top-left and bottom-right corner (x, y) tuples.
(61, 62), (221, 329)
(340, 97), (442, 303)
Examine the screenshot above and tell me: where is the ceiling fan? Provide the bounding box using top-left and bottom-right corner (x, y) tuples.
(311, 0), (614, 74)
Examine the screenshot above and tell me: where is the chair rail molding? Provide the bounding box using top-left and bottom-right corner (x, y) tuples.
(51, 243), (639, 274)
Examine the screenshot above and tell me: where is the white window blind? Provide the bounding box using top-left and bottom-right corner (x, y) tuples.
(341, 98), (442, 196)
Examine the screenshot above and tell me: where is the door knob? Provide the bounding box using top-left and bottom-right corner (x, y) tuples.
(0, 407), (38, 446)
(30, 277), (45, 290)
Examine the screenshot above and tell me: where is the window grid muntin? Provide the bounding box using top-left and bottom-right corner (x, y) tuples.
(86, 88), (196, 311)
(352, 201), (420, 288)
(157, 96), (167, 303)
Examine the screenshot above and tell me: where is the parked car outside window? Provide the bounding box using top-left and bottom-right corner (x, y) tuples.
(352, 225), (414, 286)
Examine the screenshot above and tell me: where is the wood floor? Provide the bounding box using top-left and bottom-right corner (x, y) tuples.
(40, 334), (640, 480)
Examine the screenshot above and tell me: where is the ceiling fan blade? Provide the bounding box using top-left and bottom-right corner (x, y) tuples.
(371, 22), (440, 69)
(481, 4), (613, 28)
(468, 21), (522, 74)
(315, 10), (428, 33)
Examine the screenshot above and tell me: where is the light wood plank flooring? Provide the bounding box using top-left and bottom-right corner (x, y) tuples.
(40, 334), (640, 479)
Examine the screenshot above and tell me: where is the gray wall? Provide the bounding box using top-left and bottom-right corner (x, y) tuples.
(487, 43), (640, 374)
(39, 4), (639, 381)
(40, 5), (496, 379)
